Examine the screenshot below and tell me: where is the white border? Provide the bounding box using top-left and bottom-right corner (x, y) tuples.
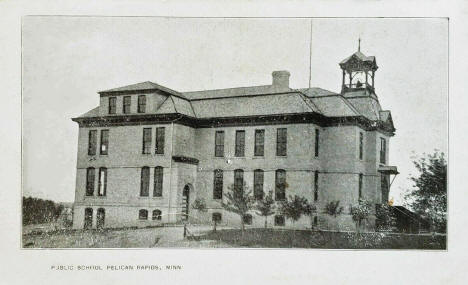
(1, 0), (467, 284)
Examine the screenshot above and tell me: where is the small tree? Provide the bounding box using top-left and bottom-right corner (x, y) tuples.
(254, 190), (276, 228)
(192, 197), (207, 213)
(279, 195), (309, 225)
(191, 197), (206, 224)
(323, 200), (344, 230)
(303, 202), (317, 229)
(221, 183), (255, 233)
(404, 151), (447, 233)
(350, 199), (372, 233)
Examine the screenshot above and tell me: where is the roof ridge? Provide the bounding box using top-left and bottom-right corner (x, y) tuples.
(339, 96), (361, 116)
(182, 84), (273, 94)
(296, 90), (322, 114)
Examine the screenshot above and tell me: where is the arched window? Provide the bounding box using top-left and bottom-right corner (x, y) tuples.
(153, 167), (163, 197)
(212, 212), (222, 222)
(152, 209), (162, 220)
(84, 208), (93, 229)
(140, 167), (150, 196)
(234, 169), (244, 197)
(275, 169), (286, 201)
(86, 167), (95, 196)
(253, 169), (264, 200)
(274, 215), (285, 226)
(213, 169), (223, 199)
(96, 208), (105, 229)
(139, 209), (148, 220)
(98, 167), (107, 196)
(243, 214), (252, 225)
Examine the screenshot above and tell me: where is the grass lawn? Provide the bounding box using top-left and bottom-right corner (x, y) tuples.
(22, 225), (233, 248)
(22, 225), (445, 249)
(198, 228), (446, 249)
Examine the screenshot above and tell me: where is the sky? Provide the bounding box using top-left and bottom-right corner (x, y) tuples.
(22, 17), (448, 203)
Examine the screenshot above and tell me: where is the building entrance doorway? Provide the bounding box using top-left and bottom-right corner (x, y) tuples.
(84, 208), (93, 229)
(181, 185), (190, 221)
(96, 208), (105, 229)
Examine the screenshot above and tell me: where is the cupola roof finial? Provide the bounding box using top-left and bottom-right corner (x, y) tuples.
(358, 37), (361, 52)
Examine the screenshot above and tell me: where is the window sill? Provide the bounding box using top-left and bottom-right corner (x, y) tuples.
(275, 156), (287, 158)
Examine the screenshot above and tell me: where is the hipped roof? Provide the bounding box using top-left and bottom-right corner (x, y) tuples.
(78, 79), (392, 129)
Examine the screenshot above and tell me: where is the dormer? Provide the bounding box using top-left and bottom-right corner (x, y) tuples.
(97, 81), (194, 117)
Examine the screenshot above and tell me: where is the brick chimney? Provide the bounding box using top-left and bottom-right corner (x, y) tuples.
(272, 70), (290, 90)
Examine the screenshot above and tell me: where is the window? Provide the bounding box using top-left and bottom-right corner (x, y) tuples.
(108, 97), (116, 114)
(84, 208), (93, 229)
(315, 129), (320, 157)
(212, 212), (222, 222)
(152, 209), (162, 220)
(235, 130), (245, 157)
(274, 215), (285, 226)
(254, 129), (265, 156)
(253, 169), (264, 200)
(314, 170), (319, 202)
(86, 167), (95, 196)
(243, 214), (252, 225)
(359, 132), (364, 160)
(213, 169), (223, 199)
(88, 130), (97, 155)
(100, 130), (109, 155)
(153, 167), (163, 197)
(358, 173), (363, 199)
(98, 167), (107, 196)
(123, 96), (131, 114)
(275, 169), (286, 201)
(155, 127), (165, 154)
(138, 95), (146, 113)
(140, 167), (150, 197)
(96, 208), (105, 229)
(380, 138), (386, 164)
(142, 128), (152, 154)
(381, 174), (389, 203)
(139, 209), (148, 220)
(276, 128), (287, 156)
(313, 216), (318, 226)
(214, 131), (224, 157)
(234, 169), (244, 198)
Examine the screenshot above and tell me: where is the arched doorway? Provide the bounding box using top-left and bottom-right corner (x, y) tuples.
(181, 185), (190, 221)
(96, 208), (105, 229)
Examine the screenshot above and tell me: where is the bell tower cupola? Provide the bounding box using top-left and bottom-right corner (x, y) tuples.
(339, 39), (378, 94)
